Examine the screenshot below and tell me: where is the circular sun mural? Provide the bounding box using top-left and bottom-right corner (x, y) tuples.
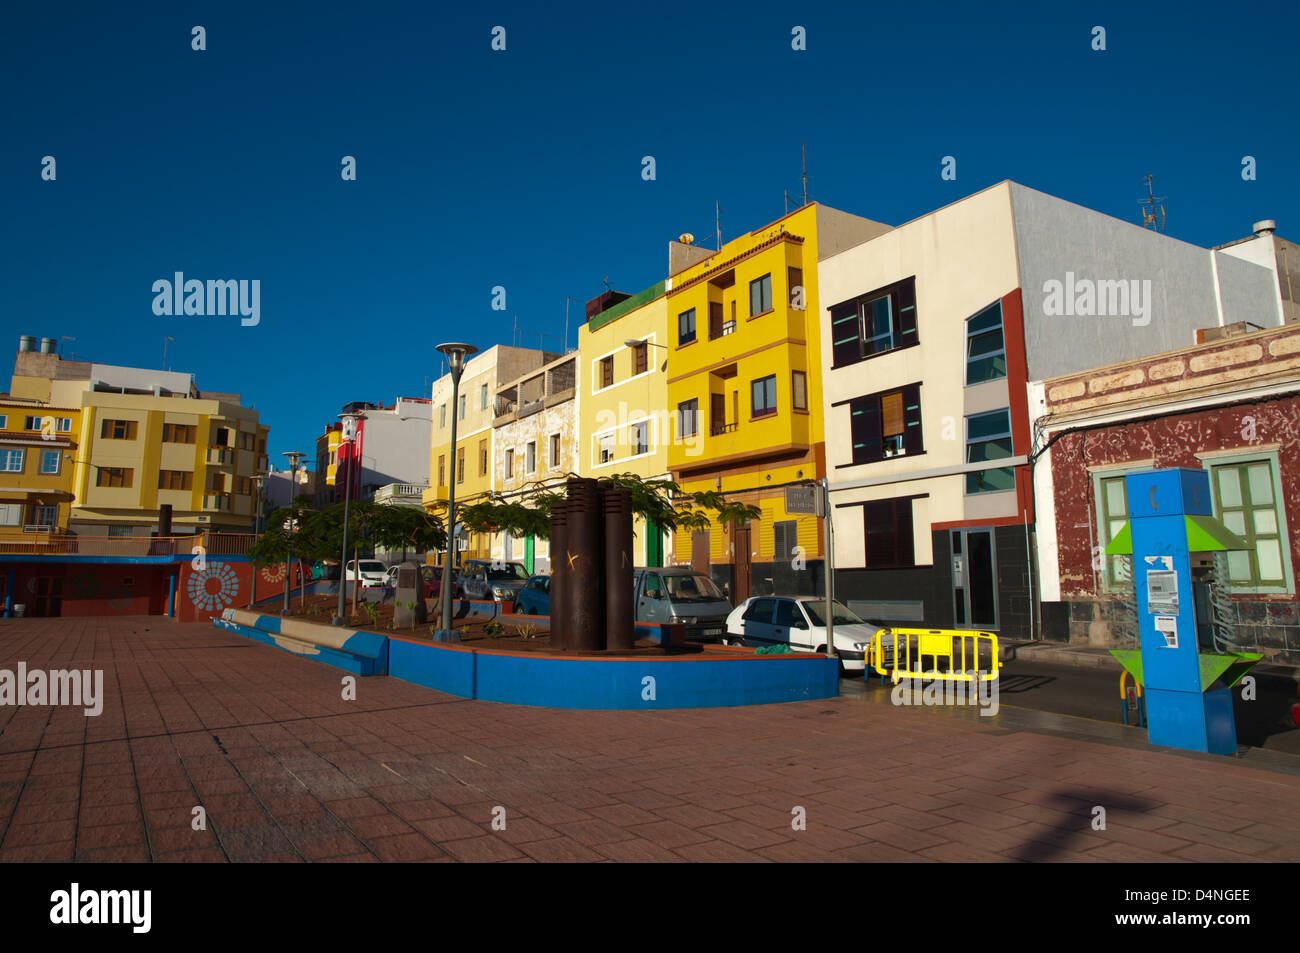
(187, 562), (240, 612)
(260, 563), (287, 583)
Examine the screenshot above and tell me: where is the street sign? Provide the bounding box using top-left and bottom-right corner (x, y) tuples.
(786, 485), (817, 515)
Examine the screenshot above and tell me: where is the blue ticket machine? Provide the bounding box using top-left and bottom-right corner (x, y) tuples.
(1104, 468), (1260, 755)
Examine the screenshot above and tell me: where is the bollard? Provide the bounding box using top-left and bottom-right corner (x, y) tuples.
(603, 485), (634, 653)
(550, 499), (569, 652)
(566, 478), (604, 651)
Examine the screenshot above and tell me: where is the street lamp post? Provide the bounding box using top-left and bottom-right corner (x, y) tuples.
(436, 342), (478, 639)
(282, 451), (305, 614)
(334, 412), (365, 625)
(251, 474), (266, 535)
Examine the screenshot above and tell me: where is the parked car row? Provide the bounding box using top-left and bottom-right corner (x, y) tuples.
(724, 595), (890, 675)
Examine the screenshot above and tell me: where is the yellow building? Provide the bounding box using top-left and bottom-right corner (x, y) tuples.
(9, 343), (268, 536)
(0, 402), (82, 540)
(663, 203), (891, 601)
(576, 282), (672, 565)
(313, 424), (342, 505)
(424, 345), (557, 562)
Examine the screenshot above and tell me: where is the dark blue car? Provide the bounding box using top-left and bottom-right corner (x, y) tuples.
(513, 574), (550, 615)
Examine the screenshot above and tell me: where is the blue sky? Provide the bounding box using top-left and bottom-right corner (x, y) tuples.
(3, 0), (1296, 468)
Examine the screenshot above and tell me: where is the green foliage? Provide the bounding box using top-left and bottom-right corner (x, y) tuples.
(483, 620), (505, 636)
(247, 500), (446, 568)
(450, 472), (758, 542)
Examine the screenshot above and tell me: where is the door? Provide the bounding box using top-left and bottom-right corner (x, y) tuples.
(740, 597), (778, 646)
(691, 530), (709, 575)
(733, 523), (752, 604)
(638, 572), (670, 623)
(772, 598), (811, 650)
(32, 577), (62, 617)
(950, 529), (998, 629)
(711, 393), (726, 435)
(645, 519), (663, 568)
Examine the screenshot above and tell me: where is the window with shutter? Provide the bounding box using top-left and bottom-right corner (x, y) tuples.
(843, 382), (924, 465)
(828, 277), (919, 369)
(863, 498), (915, 568)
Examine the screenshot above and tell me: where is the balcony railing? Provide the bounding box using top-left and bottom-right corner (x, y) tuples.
(206, 446), (234, 466)
(203, 493), (233, 511)
(0, 533), (257, 558)
(710, 422), (738, 436)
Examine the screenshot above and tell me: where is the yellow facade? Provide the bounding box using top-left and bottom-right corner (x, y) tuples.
(663, 203), (888, 597)
(577, 285), (673, 565)
(0, 404), (82, 539)
(72, 393), (268, 533)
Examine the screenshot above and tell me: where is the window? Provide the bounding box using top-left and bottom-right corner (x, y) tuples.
(773, 520), (798, 561)
(239, 432), (255, 450)
(24, 416), (42, 431)
(439, 404), (446, 427)
(56, 417), (71, 433)
(600, 356), (614, 389)
(526, 441), (536, 473)
(158, 470), (193, 490)
(478, 438), (488, 476)
(162, 423), (195, 444)
(863, 498), (915, 568)
(632, 342), (647, 376)
(107, 524), (134, 538)
(96, 467), (133, 488)
(456, 446), (465, 484)
(792, 371), (807, 411)
(965, 409), (1015, 494)
(438, 454), (446, 486)
(549, 434), (560, 468)
(0, 416), (6, 429)
(966, 301), (1007, 384)
(843, 384), (924, 465)
(678, 399), (699, 438)
(215, 427), (229, 445)
(1, 449), (25, 472)
(751, 375), (777, 419)
(1210, 458), (1289, 590)
(1097, 473), (1134, 590)
(481, 383), (489, 410)
(788, 267), (803, 309)
(31, 504), (57, 529)
(630, 421), (649, 456)
(742, 598), (777, 623)
(458, 395), (466, 420)
(505, 449), (513, 479)
(774, 599), (807, 629)
(39, 450), (61, 475)
(0, 504), (20, 525)
(598, 434), (614, 464)
(101, 419), (137, 440)
(829, 277), (918, 368)
(678, 308), (696, 346)
(749, 273), (773, 316)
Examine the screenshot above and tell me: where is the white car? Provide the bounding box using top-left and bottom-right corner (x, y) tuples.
(724, 595), (889, 675)
(345, 560), (390, 589)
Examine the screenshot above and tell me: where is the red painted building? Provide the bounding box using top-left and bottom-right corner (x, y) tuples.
(1032, 322), (1300, 662)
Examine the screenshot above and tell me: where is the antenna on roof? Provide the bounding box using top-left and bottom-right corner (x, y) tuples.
(1139, 174), (1166, 232)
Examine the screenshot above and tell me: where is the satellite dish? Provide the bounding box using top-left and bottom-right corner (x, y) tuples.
(679, 233), (695, 245)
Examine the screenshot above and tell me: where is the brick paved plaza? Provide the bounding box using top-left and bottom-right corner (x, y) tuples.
(1, 616), (1297, 863)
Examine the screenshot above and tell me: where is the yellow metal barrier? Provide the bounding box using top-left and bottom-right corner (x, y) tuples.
(871, 627), (1001, 683)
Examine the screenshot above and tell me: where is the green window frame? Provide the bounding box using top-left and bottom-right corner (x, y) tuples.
(1208, 454), (1293, 592)
(965, 301), (1007, 385)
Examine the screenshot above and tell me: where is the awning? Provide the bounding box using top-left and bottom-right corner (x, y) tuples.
(1103, 515), (1250, 555)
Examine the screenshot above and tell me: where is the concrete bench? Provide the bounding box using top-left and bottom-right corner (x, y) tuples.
(214, 608), (389, 676)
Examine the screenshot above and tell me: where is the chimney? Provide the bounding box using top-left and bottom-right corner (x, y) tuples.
(18, 335), (35, 352)
(39, 337), (56, 354)
(1253, 220), (1277, 237)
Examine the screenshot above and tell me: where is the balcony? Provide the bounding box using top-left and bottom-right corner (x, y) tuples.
(709, 421), (738, 436)
(0, 532), (256, 558)
(203, 493), (233, 512)
(373, 483), (428, 507)
(206, 446), (234, 466)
